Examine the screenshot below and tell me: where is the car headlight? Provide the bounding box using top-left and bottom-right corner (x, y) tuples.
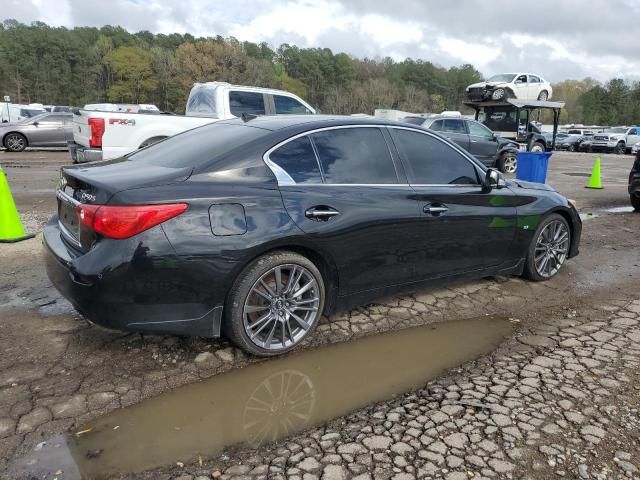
(568, 198), (578, 210)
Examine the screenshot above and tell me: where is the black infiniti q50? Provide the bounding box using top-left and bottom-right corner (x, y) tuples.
(44, 115), (581, 356)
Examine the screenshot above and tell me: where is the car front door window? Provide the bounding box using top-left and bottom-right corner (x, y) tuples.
(229, 91), (266, 116)
(273, 95), (312, 114)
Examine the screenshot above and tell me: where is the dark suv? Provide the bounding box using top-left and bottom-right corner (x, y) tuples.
(630, 150), (640, 211)
(403, 115), (519, 173)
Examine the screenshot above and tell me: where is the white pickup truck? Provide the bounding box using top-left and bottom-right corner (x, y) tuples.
(69, 82), (316, 163)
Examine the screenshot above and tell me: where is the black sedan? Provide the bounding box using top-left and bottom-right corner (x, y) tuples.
(630, 150), (640, 211)
(44, 116), (582, 356)
(555, 134), (585, 152)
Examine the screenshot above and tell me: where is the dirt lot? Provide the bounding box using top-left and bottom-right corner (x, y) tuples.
(0, 149), (639, 480)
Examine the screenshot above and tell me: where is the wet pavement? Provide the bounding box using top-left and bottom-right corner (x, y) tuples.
(1, 149), (639, 479)
(8, 318), (511, 478)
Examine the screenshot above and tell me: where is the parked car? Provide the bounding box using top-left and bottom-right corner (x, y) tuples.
(0, 112), (73, 152)
(630, 150), (640, 211)
(69, 82), (316, 163)
(464, 73), (553, 102)
(631, 141), (640, 155)
(578, 137), (593, 152)
(566, 128), (594, 137)
(44, 115), (581, 356)
(556, 134), (586, 152)
(404, 115), (520, 173)
(591, 127), (640, 154)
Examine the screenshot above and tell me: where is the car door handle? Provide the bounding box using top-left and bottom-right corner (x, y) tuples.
(423, 205), (449, 215)
(305, 206), (340, 221)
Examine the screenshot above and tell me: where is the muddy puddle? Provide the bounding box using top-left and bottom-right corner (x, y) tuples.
(580, 205), (635, 220)
(11, 316), (511, 479)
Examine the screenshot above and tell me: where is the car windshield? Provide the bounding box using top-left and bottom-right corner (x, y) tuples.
(487, 74), (517, 83)
(605, 127), (627, 133)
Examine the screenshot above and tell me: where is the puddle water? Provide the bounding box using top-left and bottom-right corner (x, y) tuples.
(11, 316), (511, 479)
(580, 205), (635, 220)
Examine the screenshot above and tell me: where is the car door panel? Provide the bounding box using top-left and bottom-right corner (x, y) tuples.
(466, 120), (498, 164)
(440, 119), (470, 152)
(388, 127), (517, 279)
(512, 74), (529, 99)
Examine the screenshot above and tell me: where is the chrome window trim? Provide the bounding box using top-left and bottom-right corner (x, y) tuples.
(56, 190), (82, 247)
(57, 189), (80, 207)
(262, 123), (486, 188)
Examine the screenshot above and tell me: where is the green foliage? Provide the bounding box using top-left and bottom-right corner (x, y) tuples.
(0, 18), (638, 125)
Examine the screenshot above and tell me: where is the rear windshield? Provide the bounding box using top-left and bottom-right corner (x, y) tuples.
(186, 84), (217, 117)
(127, 123), (270, 168)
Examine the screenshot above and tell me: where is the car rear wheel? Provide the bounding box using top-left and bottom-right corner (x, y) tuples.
(4, 133), (27, 152)
(537, 91), (548, 101)
(631, 194), (640, 212)
(523, 213), (571, 281)
(225, 251), (325, 357)
(497, 151), (517, 173)
(568, 144), (576, 152)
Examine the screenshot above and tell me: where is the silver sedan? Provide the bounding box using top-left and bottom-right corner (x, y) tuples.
(1, 113), (73, 152)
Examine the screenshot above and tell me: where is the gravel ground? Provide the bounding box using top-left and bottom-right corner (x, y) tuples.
(0, 149), (639, 479)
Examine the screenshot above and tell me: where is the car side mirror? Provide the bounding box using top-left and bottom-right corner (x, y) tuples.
(483, 168), (506, 191)
(33, 121), (39, 126)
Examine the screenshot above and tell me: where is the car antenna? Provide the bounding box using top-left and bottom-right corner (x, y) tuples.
(241, 112), (258, 122)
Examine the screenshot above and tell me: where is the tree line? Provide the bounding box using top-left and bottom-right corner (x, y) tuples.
(0, 19), (638, 125)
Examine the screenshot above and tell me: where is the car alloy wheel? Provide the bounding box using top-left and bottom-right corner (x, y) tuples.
(500, 153), (517, 173)
(530, 142), (545, 152)
(533, 219), (570, 279)
(491, 88), (506, 101)
(5, 133), (26, 152)
(242, 263), (321, 351)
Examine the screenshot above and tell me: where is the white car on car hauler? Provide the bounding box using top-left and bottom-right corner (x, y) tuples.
(464, 73), (553, 102)
(69, 82), (315, 163)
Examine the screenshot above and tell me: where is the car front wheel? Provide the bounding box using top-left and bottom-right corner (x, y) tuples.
(4, 133), (27, 152)
(615, 142), (626, 155)
(225, 251), (325, 356)
(530, 141), (546, 152)
(497, 151), (517, 173)
(524, 213), (571, 281)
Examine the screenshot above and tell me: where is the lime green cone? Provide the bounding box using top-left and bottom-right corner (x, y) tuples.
(585, 157), (603, 189)
(0, 167), (34, 242)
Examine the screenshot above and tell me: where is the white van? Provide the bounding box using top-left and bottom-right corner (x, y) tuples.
(0, 103), (46, 123)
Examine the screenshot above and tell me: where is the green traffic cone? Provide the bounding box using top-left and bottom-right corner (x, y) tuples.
(0, 167), (34, 242)
(585, 156), (603, 189)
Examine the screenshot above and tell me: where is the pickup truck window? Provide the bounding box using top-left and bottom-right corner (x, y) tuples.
(229, 91), (266, 116)
(186, 85), (217, 116)
(274, 95), (312, 114)
(127, 123), (270, 168)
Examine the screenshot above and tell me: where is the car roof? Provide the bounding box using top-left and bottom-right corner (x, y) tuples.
(216, 114), (428, 132)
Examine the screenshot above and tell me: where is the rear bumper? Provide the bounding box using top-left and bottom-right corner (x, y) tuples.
(68, 141), (102, 163)
(43, 216), (223, 337)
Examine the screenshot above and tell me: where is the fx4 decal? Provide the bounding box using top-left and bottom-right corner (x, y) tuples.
(109, 118), (136, 126)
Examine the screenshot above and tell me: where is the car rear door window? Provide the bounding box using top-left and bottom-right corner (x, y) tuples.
(442, 119), (466, 134)
(312, 128), (398, 184)
(429, 120), (444, 131)
(273, 95), (312, 114)
(268, 136), (322, 184)
(391, 128), (479, 185)
(229, 91), (266, 116)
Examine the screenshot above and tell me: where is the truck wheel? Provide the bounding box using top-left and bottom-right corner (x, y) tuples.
(530, 141), (545, 152)
(615, 142), (625, 155)
(4, 133), (27, 152)
(631, 194), (640, 212)
(497, 152), (517, 173)
(537, 91), (548, 101)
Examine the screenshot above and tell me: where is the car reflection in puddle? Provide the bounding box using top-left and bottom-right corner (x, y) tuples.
(11, 316), (511, 479)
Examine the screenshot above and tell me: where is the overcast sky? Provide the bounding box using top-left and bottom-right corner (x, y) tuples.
(5, 0), (638, 82)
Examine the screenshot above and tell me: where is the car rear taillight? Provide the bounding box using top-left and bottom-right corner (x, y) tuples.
(88, 117), (105, 148)
(77, 203), (188, 239)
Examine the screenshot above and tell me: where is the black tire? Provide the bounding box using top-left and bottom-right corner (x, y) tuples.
(537, 91), (548, 101)
(631, 194), (640, 212)
(615, 142), (626, 155)
(530, 141), (545, 152)
(224, 250), (325, 357)
(523, 213), (571, 281)
(568, 144), (576, 152)
(3, 132), (27, 152)
(497, 151), (517, 173)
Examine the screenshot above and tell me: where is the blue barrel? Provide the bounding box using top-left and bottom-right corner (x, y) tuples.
(516, 151), (552, 183)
